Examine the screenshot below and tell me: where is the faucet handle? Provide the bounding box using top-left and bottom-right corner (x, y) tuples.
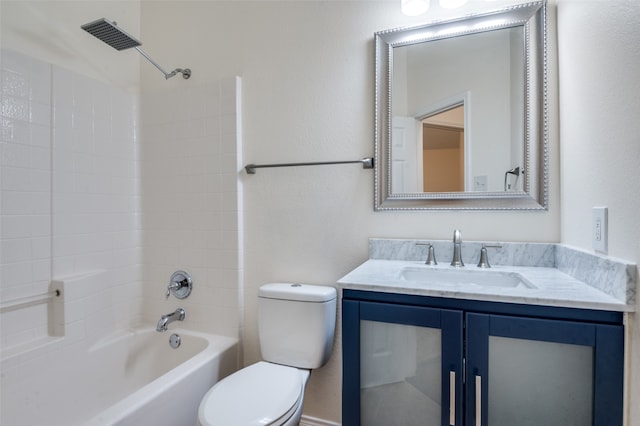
(417, 243), (437, 265)
(166, 281), (179, 299)
(477, 244), (502, 268)
(166, 270), (193, 300)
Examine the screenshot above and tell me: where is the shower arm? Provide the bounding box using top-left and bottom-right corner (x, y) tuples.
(135, 47), (191, 80)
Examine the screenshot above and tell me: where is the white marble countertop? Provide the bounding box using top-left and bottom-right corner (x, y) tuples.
(338, 259), (634, 312)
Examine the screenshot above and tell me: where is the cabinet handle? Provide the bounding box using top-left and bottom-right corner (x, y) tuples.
(475, 375), (482, 426)
(449, 371), (456, 425)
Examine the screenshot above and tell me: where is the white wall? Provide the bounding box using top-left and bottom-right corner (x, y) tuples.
(557, 0), (640, 423)
(403, 29), (514, 191)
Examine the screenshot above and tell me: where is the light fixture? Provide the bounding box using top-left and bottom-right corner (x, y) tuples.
(439, 0), (468, 8)
(402, 0), (430, 16)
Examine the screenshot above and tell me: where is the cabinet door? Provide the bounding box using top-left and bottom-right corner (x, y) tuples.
(466, 313), (624, 426)
(343, 300), (463, 426)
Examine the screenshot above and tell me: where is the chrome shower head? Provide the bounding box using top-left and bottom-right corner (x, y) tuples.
(81, 18), (141, 51)
(81, 18), (191, 80)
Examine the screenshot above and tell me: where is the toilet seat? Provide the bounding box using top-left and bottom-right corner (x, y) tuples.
(198, 361), (305, 426)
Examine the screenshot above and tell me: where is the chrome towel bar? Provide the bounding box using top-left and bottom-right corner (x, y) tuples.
(0, 289), (60, 313)
(244, 157), (374, 174)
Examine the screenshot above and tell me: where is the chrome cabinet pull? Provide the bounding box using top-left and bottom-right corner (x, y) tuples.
(475, 375), (482, 426)
(449, 371), (456, 425)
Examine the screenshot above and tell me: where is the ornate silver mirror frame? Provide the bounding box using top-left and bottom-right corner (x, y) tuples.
(374, 1), (548, 211)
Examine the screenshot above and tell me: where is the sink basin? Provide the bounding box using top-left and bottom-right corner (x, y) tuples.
(400, 267), (536, 289)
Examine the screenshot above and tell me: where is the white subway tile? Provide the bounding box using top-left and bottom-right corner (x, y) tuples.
(1, 238), (32, 263)
(1, 167), (32, 191)
(30, 169), (50, 192)
(29, 61), (51, 105)
(30, 124), (50, 148)
(52, 66), (73, 109)
(1, 96), (29, 121)
(30, 101), (50, 126)
(1, 70), (29, 99)
(0, 142), (31, 167)
(31, 237), (50, 259)
(1, 215), (31, 239)
(30, 146), (50, 171)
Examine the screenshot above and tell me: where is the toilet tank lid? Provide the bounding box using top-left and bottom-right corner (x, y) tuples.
(259, 283), (336, 302)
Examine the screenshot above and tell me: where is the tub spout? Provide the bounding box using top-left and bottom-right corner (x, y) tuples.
(156, 308), (186, 332)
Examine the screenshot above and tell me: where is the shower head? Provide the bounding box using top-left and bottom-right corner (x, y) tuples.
(81, 18), (191, 80)
(81, 18), (141, 51)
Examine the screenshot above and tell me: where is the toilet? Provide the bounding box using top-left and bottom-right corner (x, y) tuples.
(198, 283), (337, 426)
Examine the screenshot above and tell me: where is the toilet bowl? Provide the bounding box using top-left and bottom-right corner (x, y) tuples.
(197, 283), (336, 426)
(198, 362), (309, 426)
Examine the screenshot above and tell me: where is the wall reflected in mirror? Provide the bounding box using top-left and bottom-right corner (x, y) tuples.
(391, 26), (524, 194)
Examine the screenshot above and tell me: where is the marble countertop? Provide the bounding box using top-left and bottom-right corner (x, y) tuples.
(338, 259), (634, 312)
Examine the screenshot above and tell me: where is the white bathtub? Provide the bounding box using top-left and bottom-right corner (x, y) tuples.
(0, 328), (238, 426)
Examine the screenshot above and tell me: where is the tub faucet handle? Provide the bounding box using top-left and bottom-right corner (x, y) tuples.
(166, 270), (193, 300)
(166, 280), (181, 299)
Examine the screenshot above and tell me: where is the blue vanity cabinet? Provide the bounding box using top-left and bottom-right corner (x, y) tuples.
(342, 290), (624, 426)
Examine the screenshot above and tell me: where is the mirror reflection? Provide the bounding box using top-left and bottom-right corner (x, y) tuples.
(374, 1), (548, 210)
(391, 27), (524, 194)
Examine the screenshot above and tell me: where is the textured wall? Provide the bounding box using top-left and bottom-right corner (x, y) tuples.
(557, 0), (640, 423)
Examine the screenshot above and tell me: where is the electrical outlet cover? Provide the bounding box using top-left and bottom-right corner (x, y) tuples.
(592, 206), (608, 253)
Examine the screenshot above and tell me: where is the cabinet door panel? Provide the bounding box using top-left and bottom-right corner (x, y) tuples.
(343, 300), (463, 426)
(487, 335), (593, 425)
(360, 320), (442, 425)
(466, 313), (623, 426)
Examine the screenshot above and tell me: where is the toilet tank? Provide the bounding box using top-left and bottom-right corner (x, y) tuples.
(258, 283), (337, 369)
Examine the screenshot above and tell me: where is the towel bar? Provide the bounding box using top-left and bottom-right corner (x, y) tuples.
(244, 157), (374, 174)
(0, 289), (60, 313)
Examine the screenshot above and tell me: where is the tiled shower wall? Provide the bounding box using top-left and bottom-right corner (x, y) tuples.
(1, 50), (242, 353)
(0, 50), (243, 350)
(0, 49), (140, 350)
(139, 78), (243, 339)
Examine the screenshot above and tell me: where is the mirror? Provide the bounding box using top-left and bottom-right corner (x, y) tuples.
(375, 1), (548, 210)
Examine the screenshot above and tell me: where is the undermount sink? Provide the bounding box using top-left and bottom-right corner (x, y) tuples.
(400, 266), (536, 289)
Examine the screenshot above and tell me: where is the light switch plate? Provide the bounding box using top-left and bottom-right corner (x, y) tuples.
(474, 175), (487, 191)
(592, 206), (608, 253)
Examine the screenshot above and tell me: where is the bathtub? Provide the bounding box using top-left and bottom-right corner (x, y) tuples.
(0, 328), (238, 426)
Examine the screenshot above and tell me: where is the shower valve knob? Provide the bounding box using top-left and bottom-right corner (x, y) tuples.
(166, 270), (193, 300)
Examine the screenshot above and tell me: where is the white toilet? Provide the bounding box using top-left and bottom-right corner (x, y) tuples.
(198, 283), (337, 426)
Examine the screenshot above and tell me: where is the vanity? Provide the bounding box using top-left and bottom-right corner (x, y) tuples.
(338, 238), (636, 426)
(349, 0), (636, 424)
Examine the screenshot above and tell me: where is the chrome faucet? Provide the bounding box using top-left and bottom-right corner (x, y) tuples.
(156, 308), (186, 332)
(451, 229), (464, 267)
